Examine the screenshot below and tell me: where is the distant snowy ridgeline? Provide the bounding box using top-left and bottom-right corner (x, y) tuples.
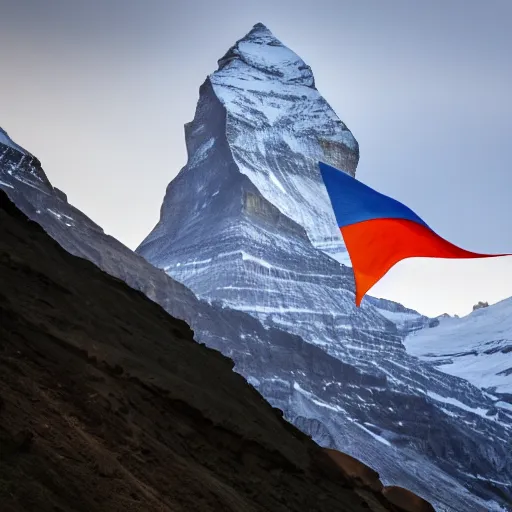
(405, 297), (512, 398)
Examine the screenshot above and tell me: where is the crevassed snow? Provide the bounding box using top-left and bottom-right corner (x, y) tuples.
(405, 297), (512, 395)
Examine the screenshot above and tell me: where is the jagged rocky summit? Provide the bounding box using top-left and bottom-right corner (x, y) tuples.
(1, 23), (511, 512)
(136, 23), (512, 511)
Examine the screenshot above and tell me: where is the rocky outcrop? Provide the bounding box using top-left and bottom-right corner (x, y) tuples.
(473, 301), (489, 311)
(322, 449), (438, 512)
(323, 449), (383, 492)
(383, 487), (436, 512)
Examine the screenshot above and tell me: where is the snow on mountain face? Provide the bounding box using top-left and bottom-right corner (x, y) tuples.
(208, 22), (357, 264)
(405, 297), (512, 402)
(137, 24), (511, 511)
(366, 296), (440, 335)
(0, 127), (27, 155)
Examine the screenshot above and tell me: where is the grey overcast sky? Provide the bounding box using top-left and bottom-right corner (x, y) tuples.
(1, 0), (511, 317)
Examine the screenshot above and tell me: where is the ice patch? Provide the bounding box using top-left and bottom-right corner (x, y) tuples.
(189, 137), (215, 167)
(293, 382), (345, 412)
(47, 208), (62, 220)
(376, 308), (423, 325)
(426, 392), (500, 424)
(353, 422), (392, 447)
(241, 251), (272, 269)
(268, 171), (287, 194)
(0, 179), (14, 189)
(247, 376), (261, 387)
(496, 401), (512, 412)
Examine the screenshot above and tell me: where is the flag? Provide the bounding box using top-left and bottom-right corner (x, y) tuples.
(319, 161), (510, 306)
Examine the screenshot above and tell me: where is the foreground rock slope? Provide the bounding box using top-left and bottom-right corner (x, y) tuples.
(0, 189), (414, 512)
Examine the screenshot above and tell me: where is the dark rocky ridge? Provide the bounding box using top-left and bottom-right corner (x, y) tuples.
(0, 188), (412, 512)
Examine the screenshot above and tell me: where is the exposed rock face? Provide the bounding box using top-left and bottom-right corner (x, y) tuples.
(136, 24), (512, 511)
(473, 301), (489, 311)
(323, 449), (384, 493)
(383, 487), (437, 512)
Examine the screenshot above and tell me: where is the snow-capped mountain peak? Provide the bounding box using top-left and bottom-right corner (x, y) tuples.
(217, 22), (315, 87)
(136, 24), (512, 511)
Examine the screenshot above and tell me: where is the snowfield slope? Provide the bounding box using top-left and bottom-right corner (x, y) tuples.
(405, 299), (512, 404)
